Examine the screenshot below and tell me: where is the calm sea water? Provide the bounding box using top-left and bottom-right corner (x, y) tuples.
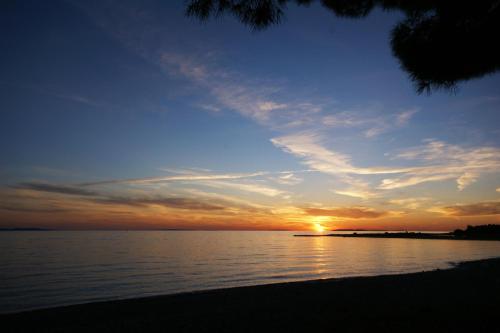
(1, 231), (500, 313)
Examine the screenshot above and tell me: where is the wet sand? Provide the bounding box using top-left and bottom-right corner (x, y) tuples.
(3, 257), (500, 332)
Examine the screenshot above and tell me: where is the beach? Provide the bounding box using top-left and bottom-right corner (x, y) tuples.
(3, 257), (499, 332)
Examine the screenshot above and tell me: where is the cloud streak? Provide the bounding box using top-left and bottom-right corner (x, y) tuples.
(14, 182), (99, 196)
(389, 197), (431, 210)
(304, 207), (388, 219)
(442, 201), (500, 216)
(271, 132), (410, 176)
(93, 196), (226, 211)
(161, 53), (287, 124)
(79, 171), (268, 186)
(272, 134), (500, 193)
(321, 108), (418, 138)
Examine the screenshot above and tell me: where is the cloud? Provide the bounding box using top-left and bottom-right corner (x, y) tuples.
(442, 201), (500, 216)
(198, 104), (221, 113)
(258, 101), (287, 112)
(304, 207), (388, 219)
(80, 171), (268, 186)
(199, 180), (287, 197)
(14, 182), (99, 196)
(182, 188), (272, 213)
(389, 197), (430, 210)
(1, 81), (106, 109)
(396, 108), (418, 126)
(0, 204), (69, 213)
(273, 173), (303, 185)
(364, 108), (418, 138)
(389, 139), (500, 191)
(457, 172), (478, 191)
(333, 189), (378, 199)
(93, 196), (226, 211)
(13, 182), (228, 212)
(332, 175), (379, 199)
(364, 126), (386, 138)
(154, 48), (492, 196)
(271, 132), (353, 173)
(3, 180), (276, 216)
(270, 132), (420, 196)
(321, 112), (367, 127)
(378, 174), (457, 190)
(271, 132), (411, 175)
(272, 134), (500, 193)
(159, 51), (419, 136)
(160, 53), (289, 124)
(11, 180), (228, 211)
(52, 93), (104, 108)
(161, 53), (208, 81)
(321, 108), (418, 138)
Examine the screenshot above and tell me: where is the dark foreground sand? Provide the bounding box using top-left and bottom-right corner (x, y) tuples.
(3, 258), (500, 333)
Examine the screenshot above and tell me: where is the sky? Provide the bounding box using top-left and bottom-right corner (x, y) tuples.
(1, 0), (499, 231)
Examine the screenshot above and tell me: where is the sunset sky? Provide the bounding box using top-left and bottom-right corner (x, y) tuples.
(1, 0), (499, 231)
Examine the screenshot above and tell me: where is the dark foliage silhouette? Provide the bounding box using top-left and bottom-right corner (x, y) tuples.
(454, 224), (500, 239)
(186, 0), (500, 93)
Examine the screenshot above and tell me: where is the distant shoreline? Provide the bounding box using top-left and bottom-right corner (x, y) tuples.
(0, 228), (53, 232)
(295, 231), (500, 241)
(3, 257), (500, 332)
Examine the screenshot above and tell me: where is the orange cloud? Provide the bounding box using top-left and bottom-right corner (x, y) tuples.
(442, 201), (500, 216)
(304, 207), (387, 219)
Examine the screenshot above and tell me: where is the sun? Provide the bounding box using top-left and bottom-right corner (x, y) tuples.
(314, 223), (325, 233)
(309, 216), (330, 233)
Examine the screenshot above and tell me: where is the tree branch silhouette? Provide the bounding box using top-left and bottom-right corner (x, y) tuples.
(186, 0), (500, 93)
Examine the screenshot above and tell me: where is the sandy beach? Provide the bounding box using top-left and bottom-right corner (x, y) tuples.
(3, 257), (500, 332)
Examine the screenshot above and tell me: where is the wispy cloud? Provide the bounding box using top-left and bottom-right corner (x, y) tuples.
(257, 101), (287, 112)
(388, 139), (500, 190)
(159, 51), (420, 138)
(0, 204), (70, 213)
(1, 81), (105, 108)
(378, 174), (457, 190)
(440, 201), (500, 216)
(304, 207), (388, 219)
(457, 172), (478, 191)
(8, 181), (264, 213)
(271, 131), (411, 175)
(270, 131), (411, 198)
(182, 188), (272, 212)
(272, 173), (303, 186)
(79, 171), (268, 186)
(332, 176), (379, 199)
(333, 189), (378, 199)
(14, 182), (99, 196)
(78, 169), (311, 200)
(93, 196), (226, 211)
(389, 197), (431, 210)
(199, 180), (287, 198)
(160, 53), (287, 124)
(272, 134), (500, 194)
(396, 109), (418, 126)
(197, 104), (221, 113)
(321, 108), (418, 138)
(52, 93), (104, 108)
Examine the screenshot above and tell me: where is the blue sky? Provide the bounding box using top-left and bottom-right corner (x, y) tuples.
(1, 0), (499, 230)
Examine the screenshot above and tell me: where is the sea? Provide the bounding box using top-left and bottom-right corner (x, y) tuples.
(1, 230), (499, 313)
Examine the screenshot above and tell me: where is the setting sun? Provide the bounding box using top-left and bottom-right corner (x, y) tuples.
(314, 223), (325, 233)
